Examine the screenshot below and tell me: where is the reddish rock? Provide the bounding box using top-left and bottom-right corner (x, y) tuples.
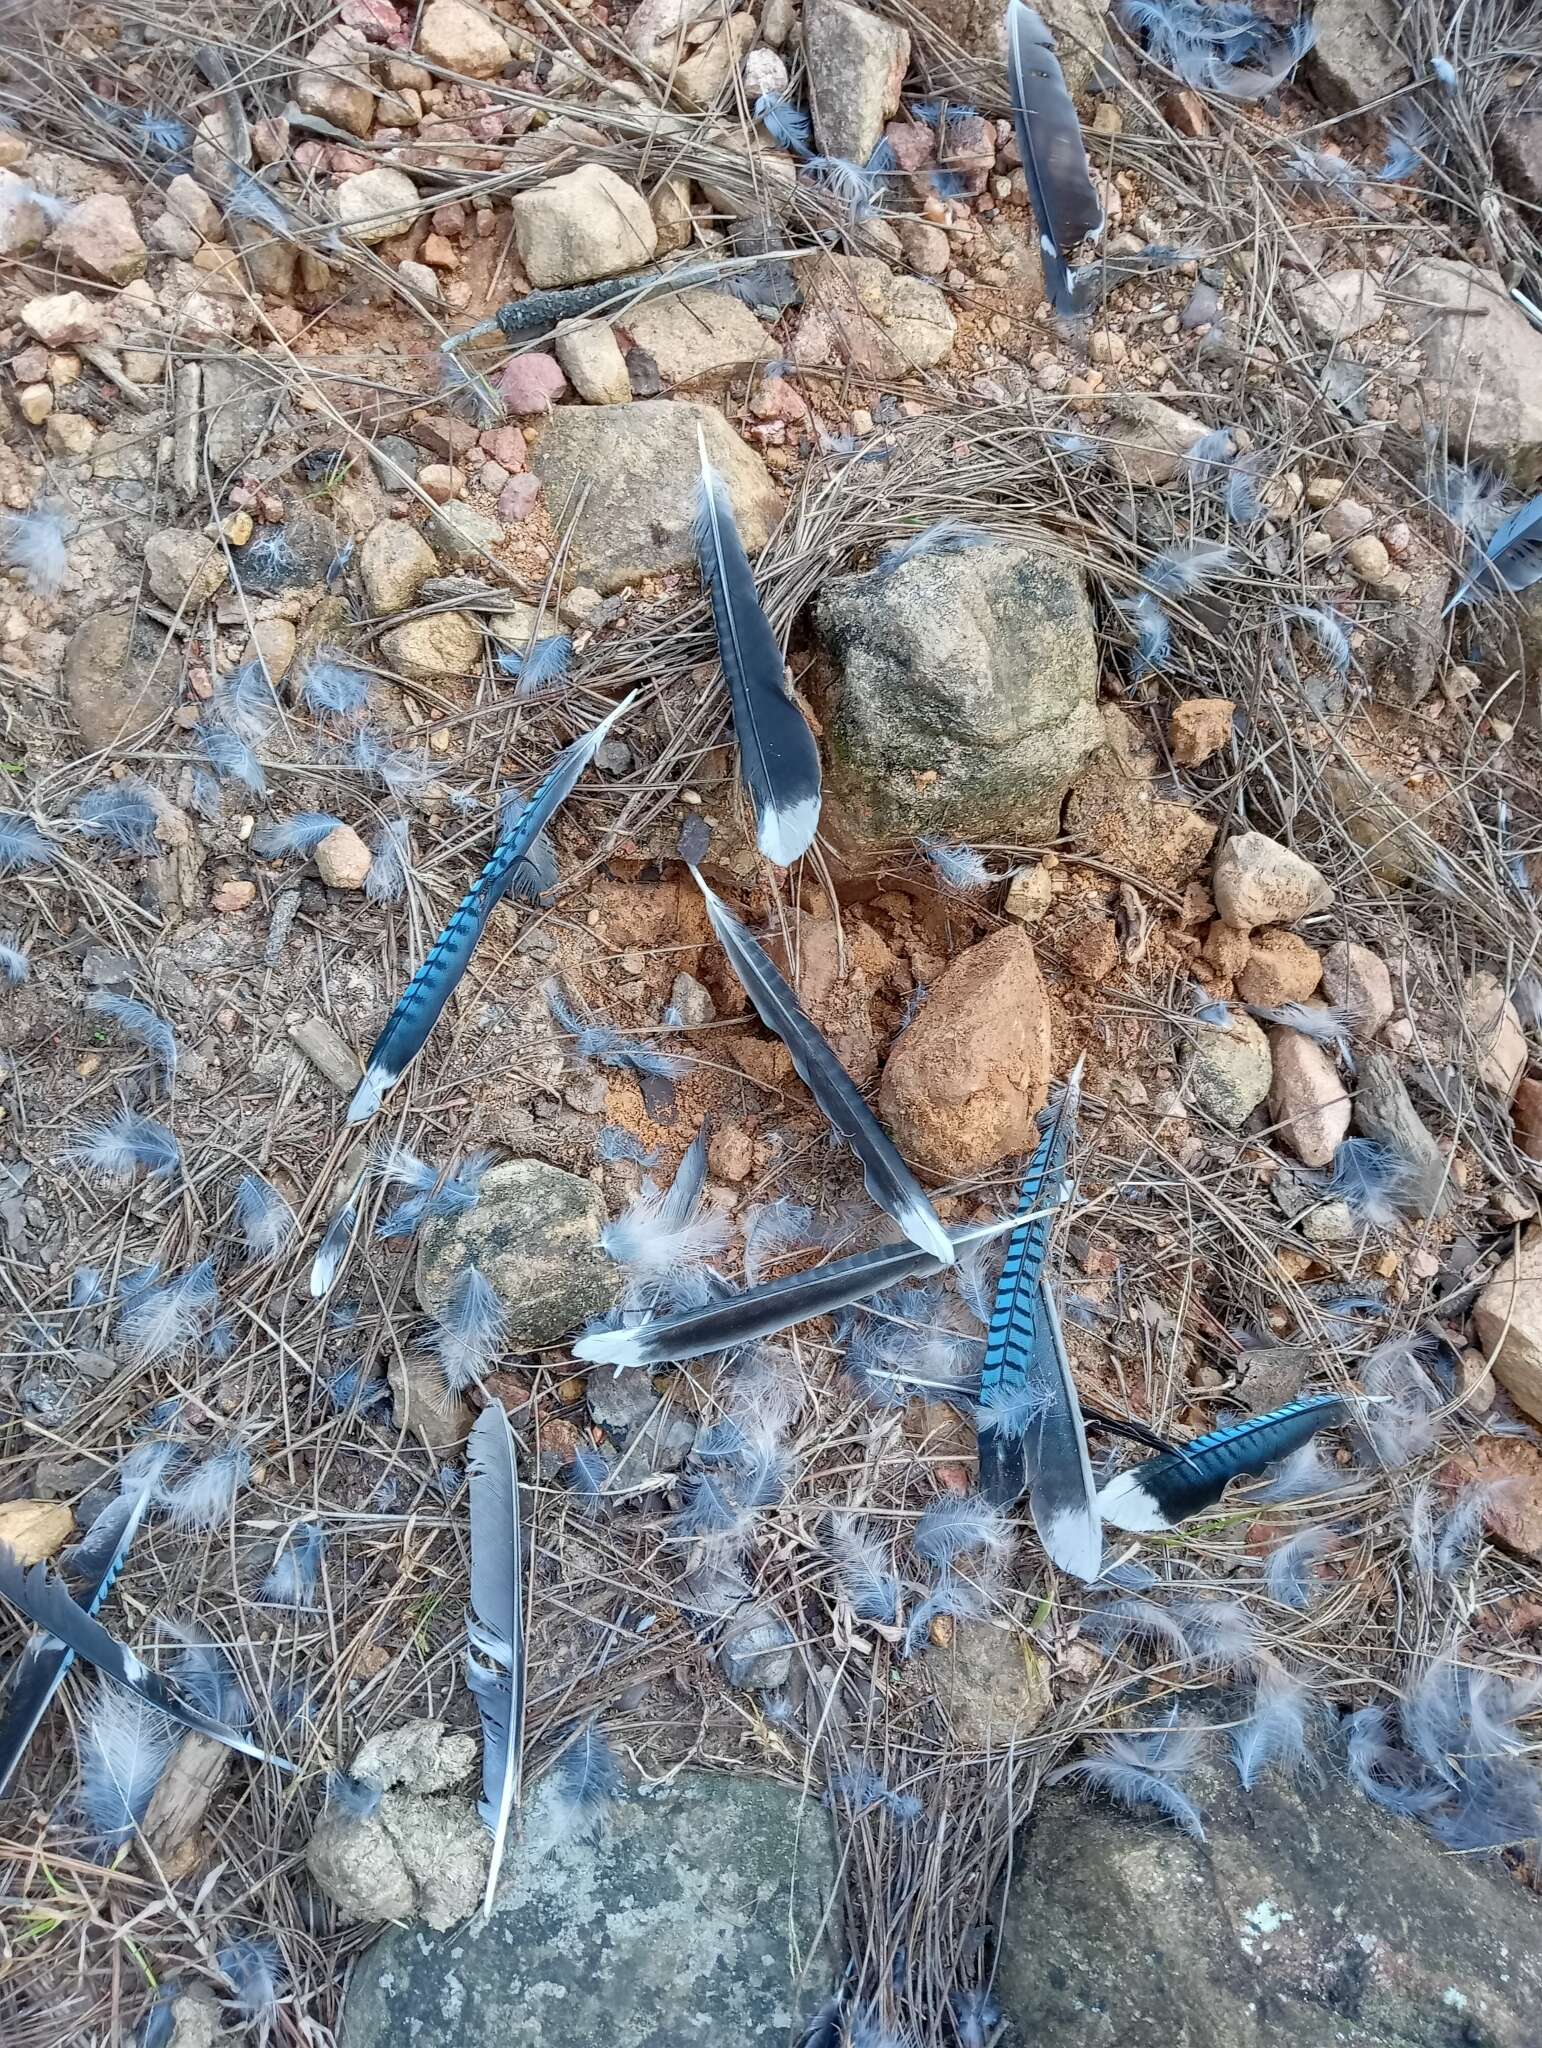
(1473, 1226), (1542, 1422)
(1515, 1077), (1542, 1162)
(1202, 920), (1251, 981)
(1449, 1437), (1542, 1559)
(1320, 941), (1394, 1037)
(50, 194), (147, 284)
(498, 351), (567, 413)
(878, 926), (1053, 1178)
(1237, 931), (1322, 1007)
(1169, 696), (1235, 766)
(498, 473), (541, 521)
(480, 425), (527, 471)
(212, 878), (257, 913)
(1268, 1028), (1350, 1167)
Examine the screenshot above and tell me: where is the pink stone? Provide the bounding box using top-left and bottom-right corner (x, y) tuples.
(497, 352), (567, 414)
(339, 0), (403, 37)
(497, 473), (542, 521)
(479, 424), (527, 472)
(329, 146), (373, 175)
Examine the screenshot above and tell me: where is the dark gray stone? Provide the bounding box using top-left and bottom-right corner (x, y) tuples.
(339, 1770), (839, 2048)
(812, 540), (1102, 855)
(1353, 1051), (1451, 1217)
(202, 359), (282, 474)
(586, 1366), (697, 1471)
(1000, 1743), (1542, 2047)
(235, 511), (343, 594)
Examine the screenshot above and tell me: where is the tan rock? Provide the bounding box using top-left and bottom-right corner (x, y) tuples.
(1403, 259), (1542, 486)
(878, 926), (1052, 1177)
(925, 1619), (1051, 1749)
(417, 463), (460, 504)
(241, 617), (298, 685)
(380, 610), (481, 675)
(1463, 973), (1527, 1097)
(554, 320), (632, 405)
(1237, 931), (1322, 1008)
(804, 0), (909, 162)
(510, 163), (658, 290)
(1104, 394), (1209, 487)
(1268, 1028), (1351, 1166)
(417, 0), (512, 77)
(314, 823), (373, 889)
(649, 174), (694, 254)
(165, 174), (223, 243)
(622, 288), (776, 384)
(212, 878), (257, 913)
(1202, 921), (1251, 981)
(707, 1124), (753, 1182)
(1294, 267), (1384, 343)
(1346, 533), (1393, 587)
(1004, 865), (1052, 926)
(0, 168), (49, 257)
(144, 528), (229, 610)
(50, 194), (147, 285)
(360, 519), (438, 613)
(1475, 1227), (1542, 1421)
(674, 14), (756, 106)
(295, 25), (377, 139)
(1320, 941), (1394, 1037)
(0, 1500), (73, 1564)
(18, 384), (52, 425)
(333, 167), (422, 245)
(794, 252), (955, 376)
(1515, 1077), (1542, 1163)
(44, 412), (95, 457)
(389, 1353), (474, 1454)
(1169, 696), (1235, 766)
(1212, 831), (1332, 932)
(21, 290), (102, 347)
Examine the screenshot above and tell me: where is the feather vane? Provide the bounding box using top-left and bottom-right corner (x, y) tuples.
(1099, 1393), (1351, 1529)
(466, 1403), (526, 1914)
(1005, 0), (1103, 315)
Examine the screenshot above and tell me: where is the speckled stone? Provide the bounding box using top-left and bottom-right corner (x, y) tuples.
(339, 1770), (839, 2048)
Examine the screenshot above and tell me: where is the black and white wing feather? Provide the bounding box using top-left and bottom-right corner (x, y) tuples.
(1005, 0), (1104, 316)
(692, 871), (952, 1264)
(693, 428), (821, 866)
(1098, 1394), (1352, 1531)
(1025, 1281), (1101, 1579)
(465, 1402), (526, 1915)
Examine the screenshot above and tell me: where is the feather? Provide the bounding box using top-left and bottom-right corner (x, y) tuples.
(1145, 539), (1235, 595)
(824, 1514), (900, 1624)
(0, 813), (52, 873)
(309, 1201), (357, 1297)
(1283, 145), (1361, 197)
(1049, 1754), (1206, 1837)
(0, 933), (29, 984)
(1225, 451), (1272, 523)
(1285, 604), (1352, 673)
(1105, 1708), (1205, 1771)
(1098, 1393), (1352, 1530)
(326, 1771), (383, 1819)
(755, 90), (813, 154)
(1115, 591), (1172, 674)
(1325, 1137), (1413, 1227)
(804, 153), (885, 216)
(86, 992), (177, 1088)
(1262, 1524), (1334, 1609)
(568, 1441), (611, 1511)
(1343, 1704), (1445, 1817)
(949, 1989), (1002, 2048)
(497, 634), (574, 692)
(918, 838), (1002, 892)
(465, 1402), (526, 1914)
(254, 1523), (324, 1610)
(1434, 1480), (1510, 1577)
(693, 427), (822, 865)
(1376, 103), (1430, 181)
(251, 812), (344, 858)
(302, 654), (371, 719)
(70, 1266), (105, 1307)
(429, 1264), (508, 1390)
(77, 1683), (176, 1843)
(217, 1938), (285, 2032)
(0, 1481), (156, 1797)
(1231, 1668), (1315, 1787)
(743, 1196), (813, 1284)
(72, 1109), (181, 1183)
(602, 1183), (730, 1280)
(1005, 0), (1104, 316)
(0, 1550), (292, 1770)
(198, 718), (267, 797)
(912, 1495), (1010, 1569)
(1446, 491), (1542, 612)
(1251, 1438), (1348, 1504)
(162, 1444), (250, 1532)
(0, 507), (69, 596)
(165, 1631), (248, 1725)
(551, 1718), (623, 1835)
(1205, 15), (1312, 98)
(350, 728), (432, 800)
(77, 783), (160, 854)
(365, 818), (410, 903)
(117, 1258), (218, 1364)
(597, 1126), (661, 1167)
(692, 871), (950, 1262)
(1249, 1000), (1353, 1047)
(348, 696), (635, 1121)
(218, 660), (280, 739)
(1085, 1594), (1196, 1662)
(875, 521), (991, 574)
(902, 1564), (988, 1655)
(548, 983), (686, 1078)
(234, 1172), (297, 1259)
(1357, 1335), (1441, 1468)
(1185, 426), (1237, 471)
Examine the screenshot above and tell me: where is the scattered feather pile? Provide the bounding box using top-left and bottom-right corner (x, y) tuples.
(1120, 0), (1313, 100)
(547, 981), (686, 1080)
(76, 783), (160, 855)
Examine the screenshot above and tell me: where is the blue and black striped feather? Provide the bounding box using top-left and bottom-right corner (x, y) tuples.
(1097, 1393), (1352, 1531)
(347, 696), (634, 1121)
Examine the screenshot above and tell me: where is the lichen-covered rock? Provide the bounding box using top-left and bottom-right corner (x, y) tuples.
(339, 1771), (838, 2048)
(815, 540), (1101, 852)
(415, 1159), (621, 1348)
(925, 1620), (1052, 1749)
(530, 401), (780, 593)
(1474, 1225), (1542, 1423)
(1188, 1012), (1271, 1128)
(794, 252), (955, 375)
(510, 164), (657, 289)
(878, 926), (1053, 1177)
(999, 1727), (1542, 2047)
(1212, 832), (1333, 931)
(1404, 260), (1542, 487)
(379, 610), (481, 676)
(804, 0), (909, 163)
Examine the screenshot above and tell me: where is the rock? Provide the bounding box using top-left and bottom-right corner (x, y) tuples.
(531, 401), (780, 594)
(815, 540), (1100, 852)
(510, 164), (658, 289)
(1211, 832), (1332, 932)
(152, 1986), (222, 2048)
(621, 288), (776, 384)
(1474, 1226), (1542, 1422)
(1188, 1012), (1271, 1128)
(144, 529), (228, 610)
(669, 970), (715, 1027)
(242, 618), (297, 685)
(0, 169), (49, 257)
(45, 412), (95, 457)
(1294, 266), (1384, 342)
(388, 1354), (472, 1454)
(906, 0), (1104, 91)
(1352, 1050), (1451, 1217)
(1463, 972), (1526, 1097)
(212, 879), (257, 914)
(1104, 394), (1209, 487)
(333, 167), (421, 244)
(314, 824), (373, 890)
(430, 502), (502, 558)
(341, 1770), (837, 2048)
(878, 926), (1052, 1178)
(718, 1604), (795, 1689)
(1307, 0), (1407, 112)
(586, 1370), (697, 1472)
(369, 434), (420, 488)
(554, 321), (632, 404)
(804, 0), (909, 163)
(1062, 775), (1217, 892)
(999, 1719), (1542, 2048)
(1451, 1435), (1542, 1559)
(379, 611), (481, 676)
(1515, 1077), (1542, 1162)
(1237, 932), (1321, 1008)
(1496, 111), (1542, 209)
(307, 1724), (486, 1928)
(1004, 865), (1053, 925)
(794, 252), (955, 375)
(929, 1620), (1053, 1751)
(417, 0), (512, 76)
(497, 350), (568, 413)
(416, 1159), (621, 1348)
(165, 174), (222, 243)
(1269, 1028), (1351, 1167)
(235, 511), (341, 594)
(360, 520), (437, 613)
(1404, 259), (1542, 486)
(895, 217), (950, 274)
(1345, 533), (1393, 588)
(1169, 696), (1234, 765)
(18, 383), (50, 425)
(0, 1500), (73, 1564)
(50, 194), (146, 285)
(295, 25), (376, 135)
(675, 15), (756, 105)
(1318, 764), (1427, 885)
(21, 290), (102, 347)
(1320, 941), (1393, 1037)
(202, 360), (279, 474)
(64, 610), (171, 751)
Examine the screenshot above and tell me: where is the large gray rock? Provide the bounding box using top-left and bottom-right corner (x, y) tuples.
(529, 401), (781, 594)
(415, 1158), (621, 1349)
(812, 540), (1102, 851)
(1307, 0), (1410, 114)
(1405, 261), (1542, 487)
(1000, 1739), (1542, 2047)
(804, 0), (909, 163)
(64, 610), (174, 752)
(340, 1770), (839, 2048)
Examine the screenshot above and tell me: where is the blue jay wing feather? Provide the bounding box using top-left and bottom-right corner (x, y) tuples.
(0, 1483), (155, 1797)
(1023, 1281), (1101, 1578)
(977, 1063), (1081, 1408)
(1006, 0), (1103, 315)
(1098, 1394), (1352, 1531)
(347, 696), (635, 1121)
(692, 871), (952, 1265)
(466, 1403), (525, 1914)
(693, 433), (821, 865)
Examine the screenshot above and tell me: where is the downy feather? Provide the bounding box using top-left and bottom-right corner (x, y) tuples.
(347, 695), (636, 1120)
(234, 1172), (298, 1259)
(259, 1523), (327, 1608)
(874, 522), (991, 574)
(551, 1718), (624, 1835)
(77, 1683), (176, 1843)
(824, 1514), (901, 1623)
(77, 784), (160, 855)
(117, 1257), (218, 1364)
(0, 934), (29, 984)
(744, 1197), (815, 1285)
(302, 655), (371, 719)
(1285, 604), (1352, 673)
(0, 813), (53, 872)
(86, 992), (177, 1088)
(326, 1771), (383, 1820)
(912, 1495), (1011, 1568)
(691, 871), (951, 1264)
(72, 1109), (181, 1183)
(1377, 103), (1430, 181)
(755, 90), (812, 154)
(162, 1444), (250, 1532)
(350, 728), (431, 800)
(693, 427), (822, 865)
(465, 1402), (526, 1914)
(198, 719), (267, 798)
(429, 1264), (508, 1390)
(1343, 1704), (1445, 1817)
(918, 838), (1002, 892)
(1005, 0), (1104, 316)
(1434, 1480), (1509, 1577)
(1326, 1136), (1413, 1227)
(251, 812), (344, 858)
(0, 507), (69, 597)
(1231, 1667), (1316, 1787)
(1263, 1523), (1335, 1609)
(497, 634), (573, 693)
(602, 1183), (730, 1280)
(217, 1938), (285, 2032)
(1049, 1753), (1206, 1837)
(365, 818), (410, 903)
(1116, 591), (1173, 674)
(1146, 539), (1235, 595)
(569, 1441), (612, 1511)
